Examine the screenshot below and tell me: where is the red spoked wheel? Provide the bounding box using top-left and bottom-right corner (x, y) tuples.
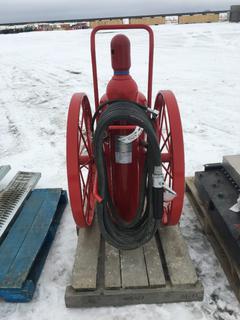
(154, 90), (185, 225)
(66, 93), (95, 227)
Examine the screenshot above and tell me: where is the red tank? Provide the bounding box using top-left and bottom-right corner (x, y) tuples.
(100, 34), (146, 221)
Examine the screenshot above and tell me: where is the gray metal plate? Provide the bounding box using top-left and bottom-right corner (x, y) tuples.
(0, 165), (11, 182)
(223, 155), (240, 188)
(0, 171), (41, 241)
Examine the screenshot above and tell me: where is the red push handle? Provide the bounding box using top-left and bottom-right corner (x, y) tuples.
(90, 24), (154, 109)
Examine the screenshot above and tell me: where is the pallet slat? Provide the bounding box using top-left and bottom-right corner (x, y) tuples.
(143, 237), (166, 287)
(71, 220), (100, 290)
(105, 243), (121, 289)
(158, 226), (198, 286)
(120, 247), (149, 288)
(65, 281), (204, 308)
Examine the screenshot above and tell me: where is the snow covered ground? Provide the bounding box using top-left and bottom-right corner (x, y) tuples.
(0, 22), (240, 319)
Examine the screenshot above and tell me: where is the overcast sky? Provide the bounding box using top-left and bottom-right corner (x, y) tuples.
(0, 0), (237, 24)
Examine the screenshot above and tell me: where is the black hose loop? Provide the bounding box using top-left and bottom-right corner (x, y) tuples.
(93, 100), (163, 250)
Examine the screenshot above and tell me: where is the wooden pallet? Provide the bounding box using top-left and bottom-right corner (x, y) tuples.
(186, 177), (240, 303)
(65, 221), (203, 308)
(0, 188), (67, 302)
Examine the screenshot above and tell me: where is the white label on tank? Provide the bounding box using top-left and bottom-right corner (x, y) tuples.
(115, 151), (132, 164)
(115, 135), (132, 164)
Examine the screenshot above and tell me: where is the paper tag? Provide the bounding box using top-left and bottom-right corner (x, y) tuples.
(164, 185), (177, 202)
(230, 195), (240, 213)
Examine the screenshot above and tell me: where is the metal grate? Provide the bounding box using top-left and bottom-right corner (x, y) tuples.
(0, 165), (11, 182)
(0, 171), (41, 241)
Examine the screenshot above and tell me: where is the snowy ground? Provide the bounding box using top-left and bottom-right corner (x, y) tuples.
(0, 22), (240, 319)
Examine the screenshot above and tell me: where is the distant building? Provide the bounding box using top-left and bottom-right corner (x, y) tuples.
(88, 11), (229, 28)
(0, 9), (231, 35)
(130, 16), (165, 25)
(219, 12), (229, 22)
(37, 24), (54, 31)
(178, 13), (219, 24)
(89, 18), (123, 28)
(60, 23), (71, 30)
(71, 22), (88, 30)
(165, 16), (178, 24)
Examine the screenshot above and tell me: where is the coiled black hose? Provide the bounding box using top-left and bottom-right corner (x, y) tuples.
(93, 101), (163, 250)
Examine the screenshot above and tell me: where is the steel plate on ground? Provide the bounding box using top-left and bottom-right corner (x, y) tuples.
(0, 171), (41, 241)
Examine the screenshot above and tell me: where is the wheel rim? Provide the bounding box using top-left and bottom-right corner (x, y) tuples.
(154, 90), (185, 225)
(67, 93), (95, 227)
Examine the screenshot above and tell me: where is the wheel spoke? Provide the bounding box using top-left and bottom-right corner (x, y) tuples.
(83, 172), (90, 205)
(78, 110), (85, 153)
(79, 169), (86, 190)
(79, 127), (90, 156)
(162, 162), (173, 180)
(160, 132), (170, 152)
(163, 108), (170, 141)
(158, 107), (164, 139)
(159, 105), (165, 137)
(79, 110), (84, 130)
(80, 163), (90, 170)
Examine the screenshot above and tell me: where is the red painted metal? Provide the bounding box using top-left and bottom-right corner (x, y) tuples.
(66, 93), (95, 227)
(106, 74), (139, 102)
(90, 24), (154, 108)
(104, 125), (143, 222)
(154, 90), (185, 225)
(111, 34), (131, 71)
(66, 24), (185, 229)
(93, 175), (103, 203)
(97, 27), (151, 221)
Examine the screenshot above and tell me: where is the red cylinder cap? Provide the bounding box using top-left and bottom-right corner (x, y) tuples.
(111, 34), (131, 72)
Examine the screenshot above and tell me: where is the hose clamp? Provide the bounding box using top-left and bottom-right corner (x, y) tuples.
(147, 108), (159, 120)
